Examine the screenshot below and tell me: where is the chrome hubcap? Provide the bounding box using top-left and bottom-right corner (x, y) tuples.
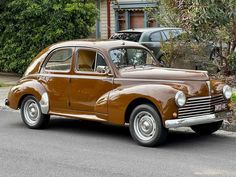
(24, 99), (40, 125)
(134, 111), (156, 141)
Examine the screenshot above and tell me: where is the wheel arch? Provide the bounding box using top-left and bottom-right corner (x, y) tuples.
(107, 84), (178, 125)
(124, 97), (162, 124)
(18, 94), (34, 109)
(8, 79), (49, 114)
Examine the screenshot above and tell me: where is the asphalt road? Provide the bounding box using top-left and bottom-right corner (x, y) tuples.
(0, 110), (236, 177)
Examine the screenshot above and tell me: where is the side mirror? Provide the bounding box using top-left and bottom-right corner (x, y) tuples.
(96, 65), (111, 75)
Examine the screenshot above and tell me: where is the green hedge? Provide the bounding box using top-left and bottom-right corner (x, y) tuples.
(232, 91), (236, 103)
(0, 0), (98, 74)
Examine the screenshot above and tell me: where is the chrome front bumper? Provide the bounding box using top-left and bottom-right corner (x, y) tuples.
(165, 111), (233, 128)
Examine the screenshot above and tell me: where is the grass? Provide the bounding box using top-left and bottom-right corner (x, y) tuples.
(232, 91), (236, 103)
(0, 82), (14, 87)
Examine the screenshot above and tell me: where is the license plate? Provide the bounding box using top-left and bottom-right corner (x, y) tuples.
(214, 103), (227, 112)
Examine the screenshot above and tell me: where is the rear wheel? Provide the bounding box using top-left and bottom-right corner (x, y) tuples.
(20, 95), (50, 129)
(191, 121), (223, 135)
(129, 104), (168, 147)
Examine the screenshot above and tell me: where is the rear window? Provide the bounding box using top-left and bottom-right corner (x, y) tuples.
(110, 32), (142, 42)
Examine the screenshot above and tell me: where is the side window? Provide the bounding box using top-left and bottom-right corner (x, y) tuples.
(150, 32), (162, 42)
(95, 54), (109, 73)
(163, 30), (171, 40)
(45, 49), (72, 71)
(161, 31), (167, 41)
(77, 50), (96, 72)
(77, 49), (108, 73)
(163, 30), (175, 40)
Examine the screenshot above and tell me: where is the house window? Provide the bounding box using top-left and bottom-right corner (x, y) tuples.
(130, 11), (144, 29)
(118, 11), (126, 30)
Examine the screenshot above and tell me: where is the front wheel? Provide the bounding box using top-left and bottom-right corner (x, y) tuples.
(191, 121), (223, 135)
(20, 95), (50, 129)
(129, 104), (168, 147)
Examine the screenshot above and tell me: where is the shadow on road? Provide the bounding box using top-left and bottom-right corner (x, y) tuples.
(45, 117), (235, 148)
(49, 117), (130, 137)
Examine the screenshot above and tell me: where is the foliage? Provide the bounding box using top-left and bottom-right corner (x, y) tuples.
(232, 91), (236, 103)
(155, 0), (236, 74)
(228, 53), (236, 74)
(0, 0), (98, 74)
(160, 33), (208, 69)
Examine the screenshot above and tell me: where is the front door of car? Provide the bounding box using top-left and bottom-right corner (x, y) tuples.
(69, 48), (114, 116)
(39, 47), (74, 113)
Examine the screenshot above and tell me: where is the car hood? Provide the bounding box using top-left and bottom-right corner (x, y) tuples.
(119, 67), (209, 81)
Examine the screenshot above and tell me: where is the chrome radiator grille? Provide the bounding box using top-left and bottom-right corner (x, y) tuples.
(178, 94), (227, 119)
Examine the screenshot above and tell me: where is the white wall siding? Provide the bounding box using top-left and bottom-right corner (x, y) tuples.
(100, 0), (115, 39)
(100, 0), (107, 39)
(110, 3), (115, 38)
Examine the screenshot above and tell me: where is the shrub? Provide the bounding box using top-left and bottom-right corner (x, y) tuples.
(232, 91), (236, 103)
(0, 0), (98, 74)
(228, 53), (236, 75)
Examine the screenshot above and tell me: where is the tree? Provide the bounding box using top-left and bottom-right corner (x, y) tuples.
(156, 0), (236, 74)
(0, 0), (98, 74)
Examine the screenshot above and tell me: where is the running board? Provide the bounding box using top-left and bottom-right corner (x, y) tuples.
(49, 111), (107, 122)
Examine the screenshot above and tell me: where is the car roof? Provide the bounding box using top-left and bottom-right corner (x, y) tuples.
(118, 27), (182, 33)
(49, 40), (145, 51)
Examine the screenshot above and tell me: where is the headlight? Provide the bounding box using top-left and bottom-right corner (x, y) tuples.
(175, 91), (186, 107)
(223, 85), (232, 99)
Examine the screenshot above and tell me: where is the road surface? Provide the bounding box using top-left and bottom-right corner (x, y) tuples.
(0, 110), (236, 177)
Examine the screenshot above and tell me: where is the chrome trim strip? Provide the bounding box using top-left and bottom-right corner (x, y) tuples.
(187, 95), (211, 101)
(176, 113), (213, 119)
(39, 92), (49, 114)
(165, 112), (232, 128)
(178, 108), (213, 114)
(49, 112), (106, 122)
(187, 94), (222, 101)
(114, 78), (186, 83)
(179, 105), (213, 110)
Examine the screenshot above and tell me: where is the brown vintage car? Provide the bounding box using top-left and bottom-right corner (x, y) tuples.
(6, 40), (233, 147)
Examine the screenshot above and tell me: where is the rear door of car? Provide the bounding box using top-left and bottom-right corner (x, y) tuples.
(39, 47), (75, 113)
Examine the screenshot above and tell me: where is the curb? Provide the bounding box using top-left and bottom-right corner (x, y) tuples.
(0, 72), (22, 77)
(222, 121), (236, 132)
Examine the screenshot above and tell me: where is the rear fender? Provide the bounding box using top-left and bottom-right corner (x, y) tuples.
(8, 79), (49, 114)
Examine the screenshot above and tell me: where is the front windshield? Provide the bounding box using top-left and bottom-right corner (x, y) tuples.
(109, 48), (157, 69)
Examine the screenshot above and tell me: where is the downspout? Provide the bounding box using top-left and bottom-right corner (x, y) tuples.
(96, 0), (101, 39)
(107, 0), (111, 38)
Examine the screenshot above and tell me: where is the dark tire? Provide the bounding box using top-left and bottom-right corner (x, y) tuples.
(129, 104), (168, 147)
(191, 121), (223, 135)
(20, 95), (50, 129)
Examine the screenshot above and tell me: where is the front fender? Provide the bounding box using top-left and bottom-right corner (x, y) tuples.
(7, 79), (49, 113)
(107, 84), (179, 125)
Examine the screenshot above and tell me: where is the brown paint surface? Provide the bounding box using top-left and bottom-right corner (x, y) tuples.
(7, 40), (230, 125)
